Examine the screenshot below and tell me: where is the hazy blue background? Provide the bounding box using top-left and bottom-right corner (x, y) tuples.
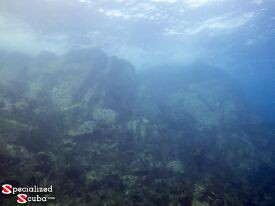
(0, 0), (274, 124)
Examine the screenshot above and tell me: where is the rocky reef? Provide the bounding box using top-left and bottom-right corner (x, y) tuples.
(0, 48), (274, 206)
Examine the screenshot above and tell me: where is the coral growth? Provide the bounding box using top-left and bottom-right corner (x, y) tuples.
(0, 49), (274, 205)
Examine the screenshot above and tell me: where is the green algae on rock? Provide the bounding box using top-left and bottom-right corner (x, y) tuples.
(0, 49), (274, 206)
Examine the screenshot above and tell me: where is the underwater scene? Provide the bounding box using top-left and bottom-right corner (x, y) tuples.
(0, 0), (275, 205)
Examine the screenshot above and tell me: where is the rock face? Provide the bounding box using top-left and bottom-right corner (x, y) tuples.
(0, 48), (137, 129)
(0, 49), (274, 206)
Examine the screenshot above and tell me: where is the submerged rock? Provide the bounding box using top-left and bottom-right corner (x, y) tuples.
(0, 49), (274, 205)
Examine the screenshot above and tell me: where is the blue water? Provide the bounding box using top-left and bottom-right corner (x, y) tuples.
(0, 0), (275, 205)
(0, 0), (274, 123)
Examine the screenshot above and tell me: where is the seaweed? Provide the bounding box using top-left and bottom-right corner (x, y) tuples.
(0, 49), (274, 205)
